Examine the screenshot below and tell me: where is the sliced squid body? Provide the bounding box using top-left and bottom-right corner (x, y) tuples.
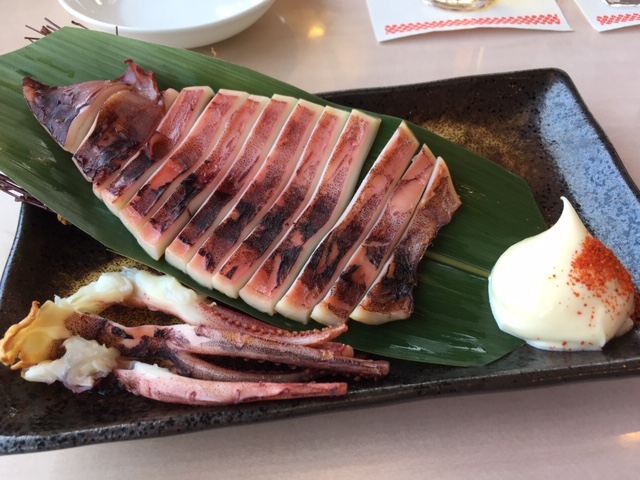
(166, 95), (295, 275)
(276, 121), (420, 323)
(239, 110), (382, 315)
(119, 89), (249, 236)
(72, 89), (167, 186)
(212, 106), (350, 298)
(21, 61), (462, 327)
(311, 145), (437, 325)
(351, 158), (462, 324)
(100, 86), (215, 212)
(143, 94), (270, 261)
(179, 95), (298, 283)
(188, 99), (325, 288)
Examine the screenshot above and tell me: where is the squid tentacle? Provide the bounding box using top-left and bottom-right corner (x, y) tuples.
(168, 350), (316, 383)
(65, 268), (349, 346)
(194, 302), (350, 347)
(115, 361), (348, 405)
(1, 268), (391, 406)
(62, 311), (388, 379)
(174, 325), (389, 379)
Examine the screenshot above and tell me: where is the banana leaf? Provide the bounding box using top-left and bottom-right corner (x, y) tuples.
(0, 28), (547, 366)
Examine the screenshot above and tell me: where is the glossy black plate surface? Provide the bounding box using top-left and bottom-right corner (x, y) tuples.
(1, 69), (639, 455)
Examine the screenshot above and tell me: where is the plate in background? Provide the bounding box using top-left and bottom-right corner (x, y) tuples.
(58, 0), (275, 48)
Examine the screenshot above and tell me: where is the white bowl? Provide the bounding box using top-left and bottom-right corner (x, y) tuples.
(58, 0), (275, 48)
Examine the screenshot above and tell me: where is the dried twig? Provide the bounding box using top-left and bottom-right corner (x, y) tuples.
(0, 173), (49, 211)
(25, 17), (88, 42)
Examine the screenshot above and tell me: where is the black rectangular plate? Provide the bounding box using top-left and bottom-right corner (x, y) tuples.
(1, 68), (639, 455)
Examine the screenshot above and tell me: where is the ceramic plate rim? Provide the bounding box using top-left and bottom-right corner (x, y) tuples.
(58, 0), (274, 32)
(2, 67), (640, 455)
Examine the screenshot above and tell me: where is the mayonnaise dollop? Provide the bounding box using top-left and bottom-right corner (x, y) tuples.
(488, 197), (636, 351)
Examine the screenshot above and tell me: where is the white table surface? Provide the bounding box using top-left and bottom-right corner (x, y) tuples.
(1, 1), (640, 477)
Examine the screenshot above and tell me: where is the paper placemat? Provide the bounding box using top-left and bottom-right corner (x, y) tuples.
(366, 0), (572, 42)
(573, 0), (640, 32)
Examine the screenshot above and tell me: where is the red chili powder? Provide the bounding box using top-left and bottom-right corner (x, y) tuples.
(568, 236), (638, 323)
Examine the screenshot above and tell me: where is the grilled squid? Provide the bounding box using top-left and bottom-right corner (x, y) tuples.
(21, 60), (461, 328)
(0, 269), (389, 405)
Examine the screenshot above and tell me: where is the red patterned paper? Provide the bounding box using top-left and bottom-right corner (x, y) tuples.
(385, 14), (562, 35)
(597, 13), (640, 26)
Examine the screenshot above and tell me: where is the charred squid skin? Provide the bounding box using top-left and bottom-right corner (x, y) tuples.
(73, 89), (166, 185)
(160, 95), (270, 269)
(352, 159), (462, 324)
(311, 145), (437, 325)
(105, 149), (155, 199)
(22, 76), (119, 151)
(176, 189), (232, 246)
(199, 100), (324, 282)
(221, 195), (302, 274)
(122, 90), (247, 243)
(213, 107), (349, 298)
(148, 172), (200, 232)
(145, 93), (257, 235)
(102, 87), (214, 211)
(166, 95), (285, 268)
(276, 121), (420, 323)
(23, 59), (160, 154)
(186, 95), (298, 286)
(239, 110), (381, 315)
(129, 93), (242, 219)
(114, 361), (348, 406)
(63, 311), (165, 360)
